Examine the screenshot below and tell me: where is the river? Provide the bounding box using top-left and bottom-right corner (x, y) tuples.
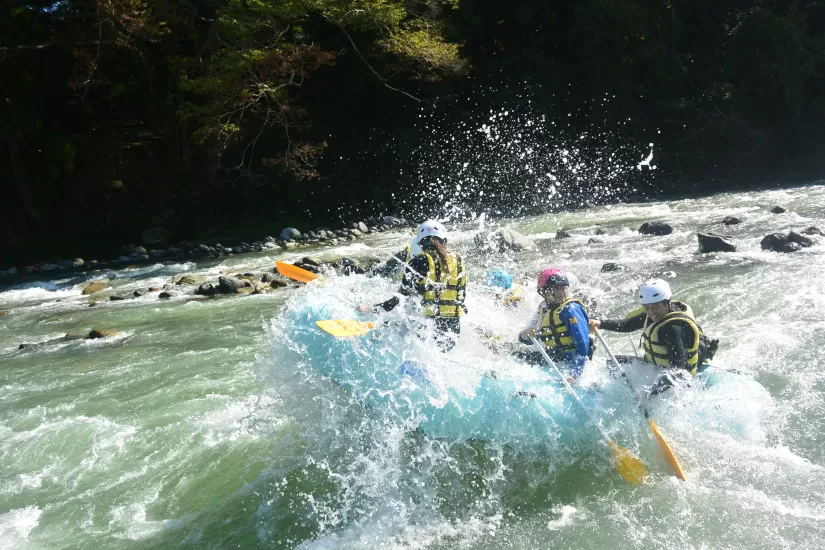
(1, 183), (824, 549)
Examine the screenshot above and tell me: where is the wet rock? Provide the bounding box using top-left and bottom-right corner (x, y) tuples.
(787, 231), (814, 248)
(339, 257), (364, 275)
(382, 216), (404, 227)
(555, 228), (572, 239)
(82, 280), (109, 295)
(283, 242), (300, 250)
(235, 273), (259, 282)
(149, 250), (167, 259)
(195, 244), (212, 255)
(587, 237), (604, 245)
(594, 227), (606, 235)
(87, 329), (120, 339)
(195, 282), (218, 296)
(38, 264), (59, 272)
(280, 227), (301, 241)
(218, 276), (247, 294)
(133, 289), (147, 298)
(349, 228), (363, 237)
(158, 290), (176, 299)
(770, 205), (788, 214)
(351, 221), (368, 233)
(475, 227), (538, 252)
(638, 221), (673, 236)
(141, 227), (168, 246)
(760, 233), (792, 253)
(270, 279), (289, 289)
(782, 241), (803, 253)
(601, 263), (627, 272)
(109, 295), (128, 301)
(122, 244), (148, 257)
(722, 216), (742, 225)
(63, 330), (87, 341)
(697, 232), (737, 253)
(801, 225), (823, 236)
(175, 274), (205, 286)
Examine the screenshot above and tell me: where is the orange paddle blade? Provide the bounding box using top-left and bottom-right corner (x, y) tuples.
(315, 320), (375, 338)
(649, 419), (687, 480)
(276, 261), (319, 283)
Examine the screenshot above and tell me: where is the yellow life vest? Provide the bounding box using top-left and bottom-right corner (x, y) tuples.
(536, 299), (585, 355)
(641, 301), (702, 374)
(417, 252), (466, 318)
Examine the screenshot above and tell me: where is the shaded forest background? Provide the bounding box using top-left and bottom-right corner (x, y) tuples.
(2, 0), (825, 264)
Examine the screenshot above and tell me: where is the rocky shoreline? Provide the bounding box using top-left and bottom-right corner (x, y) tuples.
(0, 216), (409, 279)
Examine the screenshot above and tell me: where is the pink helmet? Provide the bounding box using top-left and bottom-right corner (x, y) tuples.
(537, 268), (569, 289)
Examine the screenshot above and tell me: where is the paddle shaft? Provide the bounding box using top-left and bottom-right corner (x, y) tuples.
(594, 328), (649, 419)
(529, 336), (614, 446)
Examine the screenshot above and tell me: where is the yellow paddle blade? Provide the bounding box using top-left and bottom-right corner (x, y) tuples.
(276, 261), (320, 283)
(648, 419), (687, 480)
(609, 441), (649, 484)
(315, 320), (375, 338)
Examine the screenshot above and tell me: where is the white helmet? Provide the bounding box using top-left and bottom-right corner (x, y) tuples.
(409, 234), (423, 257)
(416, 220), (448, 243)
(639, 279), (672, 305)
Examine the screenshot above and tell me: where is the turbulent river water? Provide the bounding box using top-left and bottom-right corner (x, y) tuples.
(2, 183), (825, 549)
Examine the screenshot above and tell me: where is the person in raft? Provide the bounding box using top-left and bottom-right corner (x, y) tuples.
(589, 278), (718, 393)
(517, 268), (594, 380)
(482, 268), (524, 308)
(357, 220), (467, 352)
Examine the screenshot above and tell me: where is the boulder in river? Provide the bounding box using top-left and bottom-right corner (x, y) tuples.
(475, 227), (538, 252)
(787, 231), (814, 248)
(722, 216), (742, 225)
(594, 227), (606, 235)
(218, 276), (247, 294)
(280, 227), (301, 241)
(638, 221), (673, 236)
(141, 227), (168, 246)
(697, 232), (737, 253)
(555, 228), (572, 239)
(600, 263), (627, 273)
(175, 274), (205, 286)
(770, 205), (788, 214)
(195, 282), (218, 296)
(109, 295), (128, 301)
(801, 225), (822, 236)
(760, 233), (804, 253)
(587, 237), (604, 245)
(352, 221), (369, 233)
(133, 289), (148, 298)
(82, 280), (109, 295)
(158, 291), (176, 299)
(382, 216), (404, 227)
(87, 329), (120, 339)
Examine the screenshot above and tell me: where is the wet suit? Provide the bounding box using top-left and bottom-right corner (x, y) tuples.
(518, 300), (592, 379)
(600, 306), (700, 372)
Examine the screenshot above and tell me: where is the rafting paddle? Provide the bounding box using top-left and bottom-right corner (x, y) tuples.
(276, 261), (320, 283)
(594, 328), (687, 481)
(529, 336), (648, 484)
(315, 319), (375, 337)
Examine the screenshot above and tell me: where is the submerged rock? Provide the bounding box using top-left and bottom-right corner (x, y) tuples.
(195, 282), (218, 296)
(87, 329), (120, 339)
(475, 227), (538, 252)
(801, 225), (822, 236)
(109, 295), (128, 301)
(158, 290), (176, 299)
(133, 289), (148, 298)
(722, 216), (742, 225)
(600, 263), (627, 272)
(175, 274), (204, 286)
(82, 280), (109, 295)
(770, 205), (788, 214)
(638, 221), (673, 236)
(697, 232), (737, 253)
(218, 276), (247, 294)
(787, 231), (814, 248)
(594, 227), (606, 235)
(555, 228), (572, 239)
(760, 233), (803, 253)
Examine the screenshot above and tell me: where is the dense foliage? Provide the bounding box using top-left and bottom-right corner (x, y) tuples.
(2, 0), (824, 262)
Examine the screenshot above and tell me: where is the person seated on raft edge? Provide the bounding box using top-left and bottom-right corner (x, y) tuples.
(369, 232), (423, 279)
(588, 278), (719, 395)
(517, 268), (594, 382)
(357, 220), (467, 353)
(483, 269), (524, 308)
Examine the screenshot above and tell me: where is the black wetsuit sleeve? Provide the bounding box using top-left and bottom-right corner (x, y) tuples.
(373, 254), (426, 311)
(599, 311), (647, 332)
(659, 322), (689, 370)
